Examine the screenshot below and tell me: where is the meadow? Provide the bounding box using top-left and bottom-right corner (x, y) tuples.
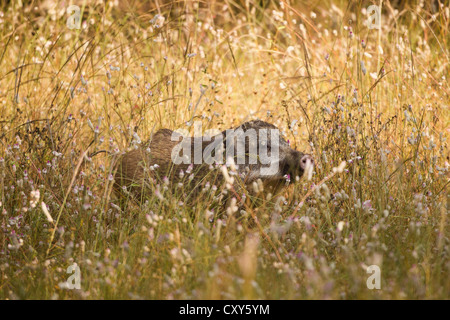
(0, 0), (448, 299)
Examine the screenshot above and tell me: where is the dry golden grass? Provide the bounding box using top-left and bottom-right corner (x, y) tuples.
(0, 0), (448, 299)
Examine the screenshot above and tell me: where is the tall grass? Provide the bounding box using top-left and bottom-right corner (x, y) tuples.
(0, 0), (448, 299)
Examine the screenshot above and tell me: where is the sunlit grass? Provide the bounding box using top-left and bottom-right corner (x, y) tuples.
(0, 0), (448, 299)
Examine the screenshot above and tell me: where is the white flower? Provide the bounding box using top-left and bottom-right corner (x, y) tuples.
(333, 161), (347, 173)
(30, 189), (40, 208)
(41, 202), (54, 223)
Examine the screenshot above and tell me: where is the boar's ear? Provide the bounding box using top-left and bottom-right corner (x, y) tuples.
(145, 128), (174, 148)
(153, 128), (174, 139)
(156, 128), (174, 135)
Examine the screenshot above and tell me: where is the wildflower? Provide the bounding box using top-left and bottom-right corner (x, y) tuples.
(132, 132), (142, 145)
(155, 188), (164, 201)
(220, 165), (234, 189)
(252, 181), (260, 194)
(361, 61), (367, 75)
(333, 161), (347, 173)
(30, 189), (40, 208)
(227, 157), (237, 172)
(41, 202), (54, 223)
(363, 200), (373, 212)
(226, 197), (238, 216)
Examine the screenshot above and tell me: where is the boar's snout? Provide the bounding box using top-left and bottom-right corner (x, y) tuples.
(300, 154), (314, 170)
(281, 150), (314, 180)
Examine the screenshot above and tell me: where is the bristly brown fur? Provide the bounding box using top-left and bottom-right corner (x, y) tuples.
(114, 120), (312, 204)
